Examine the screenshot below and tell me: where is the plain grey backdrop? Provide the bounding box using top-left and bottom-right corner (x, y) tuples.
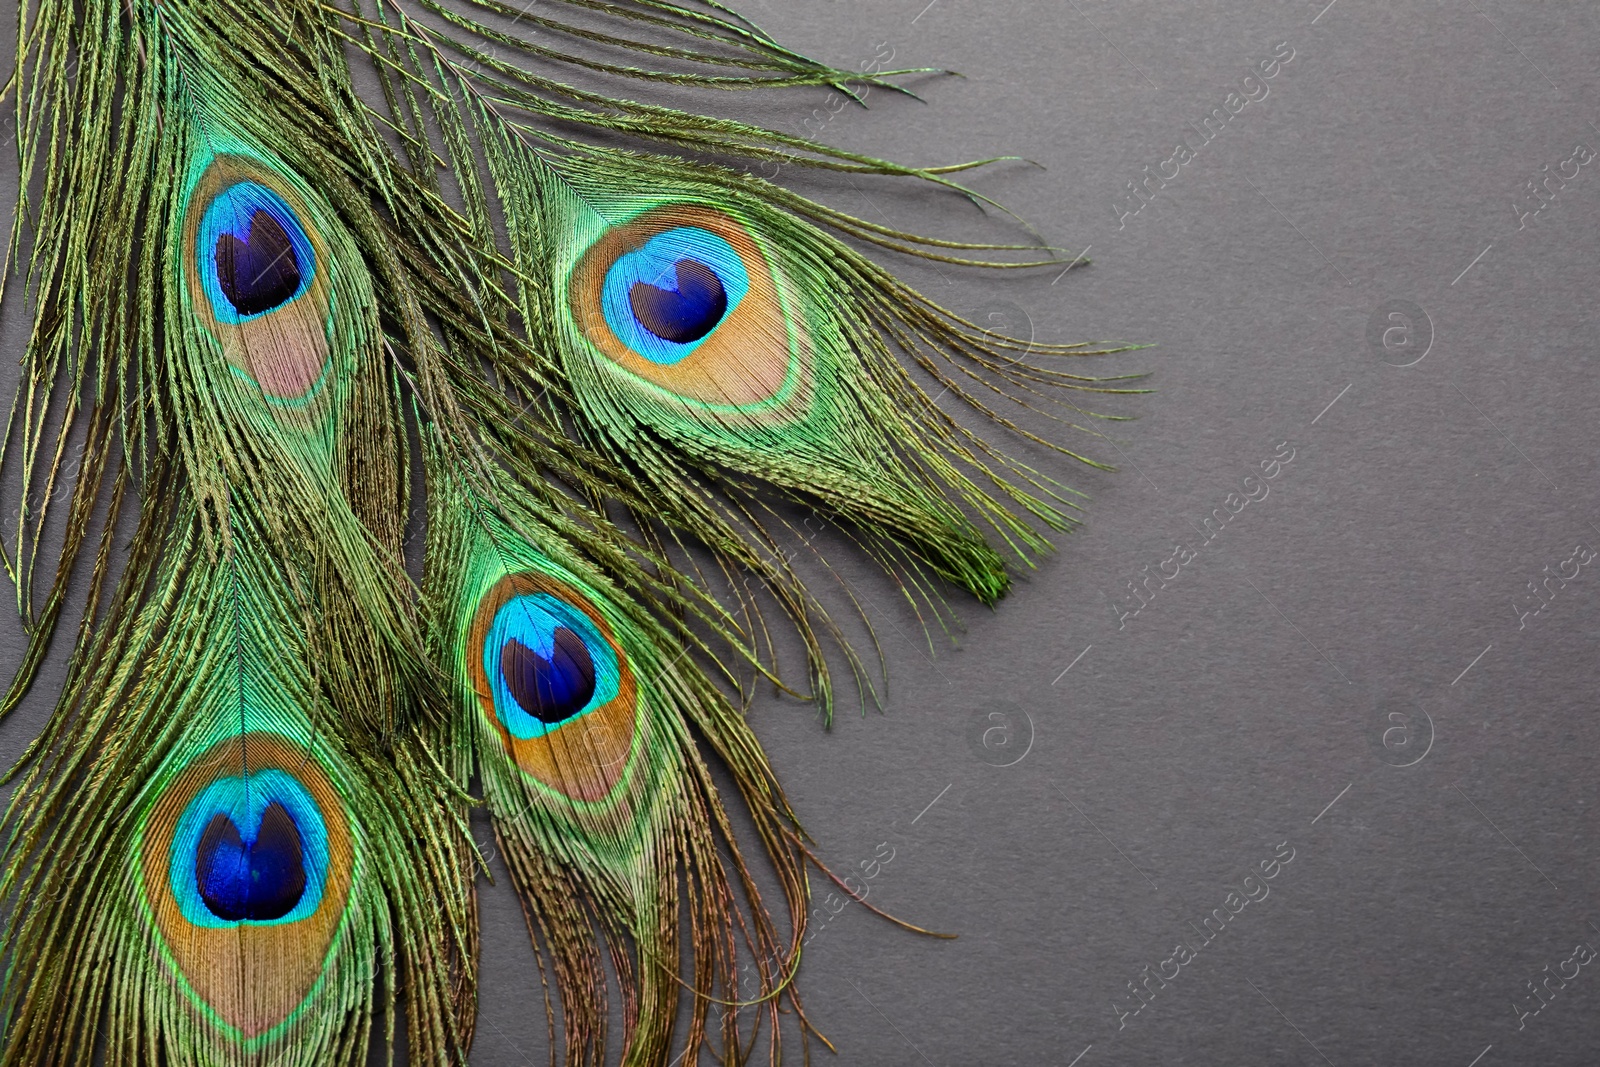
(5, 0), (1600, 1064)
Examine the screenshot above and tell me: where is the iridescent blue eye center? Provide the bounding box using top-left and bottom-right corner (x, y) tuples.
(197, 181), (316, 325)
(168, 768), (331, 929)
(628, 259), (727, 344)
(194, 799), (307, 922)
(599, 226), (749, 365)
(215, 210), (302, 316)
(482, 593), (622, 740)
(500, 626), (597, 725)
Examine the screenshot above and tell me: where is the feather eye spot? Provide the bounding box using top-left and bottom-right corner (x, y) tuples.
(139, 734), (355, 1036)
(195, 801), (308, 923)
(570, 206), (813, 414)
(199, 183), (314, 323)
(600, 226), (747, 364)
(468, 575), (639, 800)
(501, 626), (597, 725)
(214, 210), (303, 316)
(483, 594), (616, 738)
(184, 159), (337, 404)
(168, 768), (332, 929)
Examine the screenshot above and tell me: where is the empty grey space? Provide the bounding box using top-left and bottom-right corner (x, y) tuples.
(4, 0), (1600, 1064)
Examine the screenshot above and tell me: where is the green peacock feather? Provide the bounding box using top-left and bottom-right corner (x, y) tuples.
(0, 0), (1142, 1062)
(0, 506), (469, 1063)
(424, 429), (812, 1064)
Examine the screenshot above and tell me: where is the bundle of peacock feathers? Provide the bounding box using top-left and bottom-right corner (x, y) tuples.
(0, 0), (1139, 1062)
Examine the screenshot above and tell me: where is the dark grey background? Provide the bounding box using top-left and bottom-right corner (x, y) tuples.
(6, 1), (1600, 1064)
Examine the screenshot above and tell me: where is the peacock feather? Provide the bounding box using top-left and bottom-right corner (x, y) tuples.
(425, 436), (809, 1063)
(0, 0), (1142, 1062)
(526, 148), (1094, 606)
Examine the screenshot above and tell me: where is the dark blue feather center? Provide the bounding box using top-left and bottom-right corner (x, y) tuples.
(214, 210), (302, 316)
(195, 800), (308, 922)
(501, 626), (597, 724)
(628, 259), (727, 344)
